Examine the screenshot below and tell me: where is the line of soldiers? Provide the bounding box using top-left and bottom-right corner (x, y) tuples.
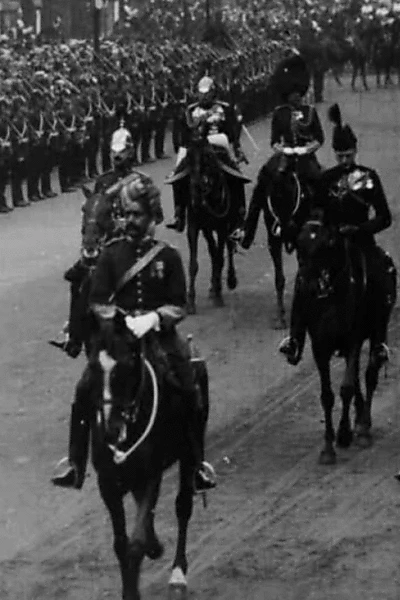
(0, 37), (288, 212)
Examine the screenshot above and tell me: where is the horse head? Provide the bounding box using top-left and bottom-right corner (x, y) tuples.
(80, 185), (115, 266)
(89, 313), (154, 458)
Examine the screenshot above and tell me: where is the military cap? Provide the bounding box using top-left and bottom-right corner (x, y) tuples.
(271, 52), (310, 99)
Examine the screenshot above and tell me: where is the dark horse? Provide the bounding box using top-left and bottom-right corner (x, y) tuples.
(296, 218), (396, 464)
(178, 126), (249, 314)
(64, 184), (118, 356)
(86, 314), (210, 599)
(247, 153), (313, 327)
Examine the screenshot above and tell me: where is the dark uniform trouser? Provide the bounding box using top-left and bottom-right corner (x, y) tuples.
(289, 243), (396, 356)
(154, 117), (167, 158)
(0, 160), (9, 207)
(10, 159), (27, 205)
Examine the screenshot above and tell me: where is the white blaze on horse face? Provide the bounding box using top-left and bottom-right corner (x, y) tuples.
(99, 350), (117, 421)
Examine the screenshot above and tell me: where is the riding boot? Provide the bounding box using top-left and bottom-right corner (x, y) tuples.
(166, 182), (186, 232)
(185, 388), (216, 493)
(229, 180), (246, 240)
(279, 274), (306, 365)
(241, 177), (270, 249)
(51, 402), (90, 489)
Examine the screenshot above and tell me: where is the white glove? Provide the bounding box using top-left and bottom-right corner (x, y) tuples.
(293, 146), (307, 156)
(282, 147), (294, 156)
(125, 312), (160, 339)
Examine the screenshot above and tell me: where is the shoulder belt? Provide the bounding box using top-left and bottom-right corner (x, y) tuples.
(109, 241), (166, 302)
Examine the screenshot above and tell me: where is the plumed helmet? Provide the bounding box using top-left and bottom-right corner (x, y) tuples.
(328, 103), (358, 152)
(110, 124), (133, 167)
(120, 172), (164, 225)
(271, 53), (310, 99)
(198, 76), (215, 94)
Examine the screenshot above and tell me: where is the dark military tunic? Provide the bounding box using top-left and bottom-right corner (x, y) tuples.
(270, 103), (324, 148)
(90, 236), (186, 330)
(315, 164), (392, 246)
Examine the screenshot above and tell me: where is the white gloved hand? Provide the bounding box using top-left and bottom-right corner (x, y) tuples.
(125, 312), (160, 339)
(293, 146), (307, 156)
(282, 147), (294, 156)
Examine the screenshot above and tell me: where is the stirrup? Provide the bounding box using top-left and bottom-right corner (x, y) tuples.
(194, 461), (217, 494)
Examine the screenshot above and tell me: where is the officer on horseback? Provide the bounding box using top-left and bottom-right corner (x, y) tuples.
(51, 120), (142, 359)
(241, 52), (324, 249)
(165, 75), (249, 238)
(280, 103), (394, 366)
(51, 173), (216, 493)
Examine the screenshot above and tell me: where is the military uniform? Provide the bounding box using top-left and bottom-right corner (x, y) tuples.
(280, 103), (394, 366)
(167, 80), (249, 233)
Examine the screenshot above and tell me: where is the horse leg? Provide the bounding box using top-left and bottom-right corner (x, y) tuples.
(337, 344), (361, 448)
(226, 239), (238, 290)
(126, 476), (163, 600)
(267, 232), (286, 328)
(97, 476), (131, 600)
(355, 339), (381, 448)
(202, 229), (218, 301)
(168, 461), (195, 600)
(186, 223), (199, 315)
(351, 63), (357, 91)
(361, 61), (369, 91)
(314, 353), (336, 464)
(212, 230), (226, 307)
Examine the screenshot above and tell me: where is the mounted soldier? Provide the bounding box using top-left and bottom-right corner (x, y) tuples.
(280, 103), (395, 366)
(241, 52), (324, 251)
(51, 120), (146, 359)
(165, 75), (249, 239)
(51, 173), (216, 494)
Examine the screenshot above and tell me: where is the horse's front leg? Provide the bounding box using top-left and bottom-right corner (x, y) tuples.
(128, 476), (163, 600)
(361, 61), (369, 91)
(97, 475), (131, 600)
(226, 238), (238, 291)
(314, 351), (336, 465)
(203, 228), (224, 307)
(337, 343), (361, 449)
(356, 340), (382, 448)
(211, 230), (226, 307)
(186, 222), (200, 315)
(266, 224), (286, 328)
(169, 460), (195, 600)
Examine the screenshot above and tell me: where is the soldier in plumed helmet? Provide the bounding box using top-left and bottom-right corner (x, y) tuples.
(279, 103), (395, 367)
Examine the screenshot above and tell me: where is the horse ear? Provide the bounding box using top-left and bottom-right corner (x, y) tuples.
(81, 185), (92, 199)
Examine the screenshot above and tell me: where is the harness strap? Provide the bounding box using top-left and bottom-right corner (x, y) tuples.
(109, 241), (166, 302)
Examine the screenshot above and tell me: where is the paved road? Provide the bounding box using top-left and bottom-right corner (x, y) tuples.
(0, 76), (400, 599)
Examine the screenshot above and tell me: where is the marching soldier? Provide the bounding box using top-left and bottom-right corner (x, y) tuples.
(9, 95), (30, 208)
(0, 97), (12, 213)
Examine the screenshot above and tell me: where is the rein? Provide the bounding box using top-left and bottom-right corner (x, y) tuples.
(268, 171), (301, 237)
(107, 358), (159, 465)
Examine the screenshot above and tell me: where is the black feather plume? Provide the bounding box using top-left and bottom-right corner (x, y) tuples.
(328, 103), (342, 127)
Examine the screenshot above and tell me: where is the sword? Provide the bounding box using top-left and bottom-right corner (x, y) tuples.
(241, 124), (261, 153)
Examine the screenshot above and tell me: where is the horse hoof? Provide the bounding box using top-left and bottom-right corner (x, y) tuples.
(318, 449), (336, 465)
(145, 538), (164, 560)
(168, 584), (187, 600)
(213, 296), (224, 308)
(168, 568), (187, 599)
(355, 433), (373, 449)
(227, 275), (238, 290)
(336, 429), (353, 448)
